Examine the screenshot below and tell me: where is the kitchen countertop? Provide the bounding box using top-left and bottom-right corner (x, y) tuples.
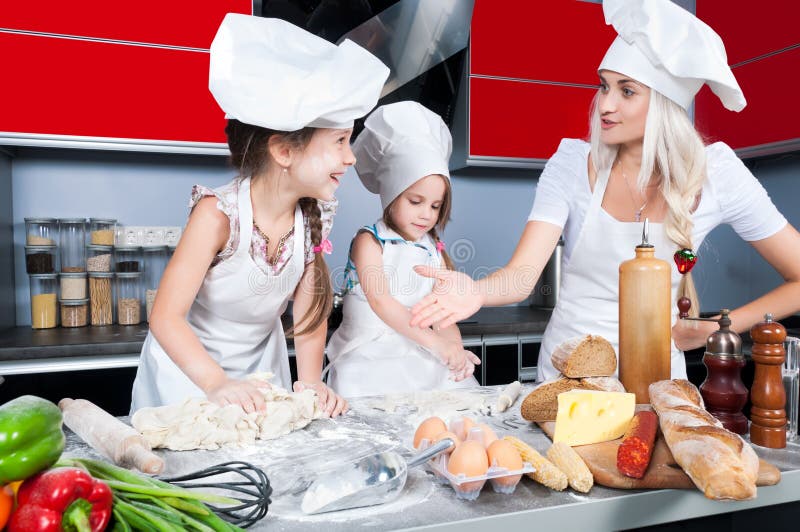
(0, 306), (554, 362)
(61, 386), (800, 531)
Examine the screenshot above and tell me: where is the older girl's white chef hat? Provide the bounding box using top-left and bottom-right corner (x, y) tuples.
(598, 0), (745, 112)
(353, 102), (452, 210)
(209, 14), (389, 131)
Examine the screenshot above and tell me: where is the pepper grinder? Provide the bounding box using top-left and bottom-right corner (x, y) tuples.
(678, 298), (748, 434)
(749, 313), (787, 448)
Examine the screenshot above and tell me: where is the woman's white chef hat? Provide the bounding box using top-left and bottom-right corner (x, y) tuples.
(598, 0), (745, 112)
(353, 102), (452, 210)
(209, 14), (390, 131)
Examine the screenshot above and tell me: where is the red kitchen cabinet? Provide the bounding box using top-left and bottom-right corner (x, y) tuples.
(1, 1), (251, 49)
(463, 0), (608, 167)
(470, 0), (616, 86)
(0, 32), (225, 144)
(696, 0), (798, 66)
(469, 77), (596, 161)
(694, 0), (800, 157)
(694, 46), (800, 153)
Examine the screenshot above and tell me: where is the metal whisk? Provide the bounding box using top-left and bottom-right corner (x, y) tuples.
(160, 461), (271, 528)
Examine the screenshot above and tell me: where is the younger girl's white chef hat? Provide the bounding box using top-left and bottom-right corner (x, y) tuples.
(353, 102), (452, 210)
(209, 14), (389, 131)
(598, 0), (745, 112)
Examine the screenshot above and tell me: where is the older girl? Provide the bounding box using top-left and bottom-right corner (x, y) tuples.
(130, 14), (388, 414)
(410, 0), (800, 382)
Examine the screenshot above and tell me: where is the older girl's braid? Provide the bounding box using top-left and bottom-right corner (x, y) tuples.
(429, 227), (455, 270)
(288, 197), (333, 337)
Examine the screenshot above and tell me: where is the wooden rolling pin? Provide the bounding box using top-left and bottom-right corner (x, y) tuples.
(59, 398), (164, 474)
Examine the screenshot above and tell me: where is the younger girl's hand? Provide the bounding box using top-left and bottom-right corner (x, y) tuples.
(450, 358), (478, 382)
(294, 381), (349, 418)
(207, 378), (270, 413)
(433, 340), (481, 373)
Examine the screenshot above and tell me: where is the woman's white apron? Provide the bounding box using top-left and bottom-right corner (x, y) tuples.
(537, 165), (686, 382)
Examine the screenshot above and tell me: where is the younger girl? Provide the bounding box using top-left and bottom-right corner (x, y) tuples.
(326, 102), (480, 397)
(130, 14), (389, 415)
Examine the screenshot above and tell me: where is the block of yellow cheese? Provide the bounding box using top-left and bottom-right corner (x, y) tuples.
(553, 390), (635, 446)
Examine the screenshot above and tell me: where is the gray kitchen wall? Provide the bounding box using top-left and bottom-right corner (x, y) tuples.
(7, 146), (799, 326)
(0, 150), (14, 329)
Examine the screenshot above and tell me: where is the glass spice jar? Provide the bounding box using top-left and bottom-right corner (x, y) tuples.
(60, 298), (88, 328)
(58, 218), (86, 272)
(116, 272), (142, 325)
(60, 272), (87, 300)
(29, 273), (59, 329)
(24, 217), (58, 246)
(89, 218), (117, 246)
(114, 246), (142, 273)
(86, 245), (113, 272)
(142, 246), (168, 321)
(89, 272), (114, 326)
(25, 245), (57, 274)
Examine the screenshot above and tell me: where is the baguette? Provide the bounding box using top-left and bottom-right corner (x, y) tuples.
(649, 379), (758, 500)
(550, 335), (617, 378)
(520, 376), (625, 422)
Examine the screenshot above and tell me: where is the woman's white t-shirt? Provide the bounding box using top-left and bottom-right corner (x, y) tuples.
(529, 139), (787, 268)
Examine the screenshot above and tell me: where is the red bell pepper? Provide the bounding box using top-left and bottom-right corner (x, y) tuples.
(8, 467), (112, 532)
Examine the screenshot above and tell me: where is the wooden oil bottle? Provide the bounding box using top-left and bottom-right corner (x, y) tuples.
(619, 220), (672, 403)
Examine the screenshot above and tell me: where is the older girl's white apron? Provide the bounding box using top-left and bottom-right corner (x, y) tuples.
(131, 178), (304, 412)
(326, 221), (478, 397)
(536, 165), (687, 382)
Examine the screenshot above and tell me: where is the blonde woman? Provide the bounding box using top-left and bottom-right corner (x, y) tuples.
(409, 0), (800, 382)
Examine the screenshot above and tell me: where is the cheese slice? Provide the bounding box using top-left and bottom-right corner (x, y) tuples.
(553, 390), (635, 446)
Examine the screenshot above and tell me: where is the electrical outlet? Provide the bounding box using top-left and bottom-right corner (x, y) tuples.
(118, 226), (143, 246)
(163, 226), (182, 247)
(142, 227), (165, 246)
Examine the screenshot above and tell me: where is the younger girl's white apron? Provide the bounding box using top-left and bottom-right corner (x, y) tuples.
(536, 165), (687, 382)
(131, 178), (305, 412)
(326, 221), (479, 397)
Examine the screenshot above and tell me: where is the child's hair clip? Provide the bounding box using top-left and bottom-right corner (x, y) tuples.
(673, 248), (697, 274)
(436, 241), (445, 252)
(313, 239), (333, 255)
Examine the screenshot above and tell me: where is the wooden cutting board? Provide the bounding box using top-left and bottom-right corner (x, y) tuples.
(537, 421), (781, 490)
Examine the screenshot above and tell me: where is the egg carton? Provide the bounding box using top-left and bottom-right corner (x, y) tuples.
(419, 423), (536, 501)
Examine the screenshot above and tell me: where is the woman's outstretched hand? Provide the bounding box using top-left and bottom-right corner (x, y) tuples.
(410, 266), (483, 328)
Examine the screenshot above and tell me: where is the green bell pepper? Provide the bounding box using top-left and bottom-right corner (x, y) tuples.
(0, 395), (65, 484)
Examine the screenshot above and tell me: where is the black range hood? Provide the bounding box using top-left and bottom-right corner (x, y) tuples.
(254, 0), (473, 135)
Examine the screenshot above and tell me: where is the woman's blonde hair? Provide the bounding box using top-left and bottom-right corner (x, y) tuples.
(383, 175), (455, 270)
(589, 89), (705, 317)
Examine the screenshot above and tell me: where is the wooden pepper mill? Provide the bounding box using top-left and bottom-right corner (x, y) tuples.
(749, 313), (787, 448)
(678, 298), (748, 434)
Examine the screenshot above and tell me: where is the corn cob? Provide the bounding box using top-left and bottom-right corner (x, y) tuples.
(546, 441), (594, 493)
(503, 436), (567, 491)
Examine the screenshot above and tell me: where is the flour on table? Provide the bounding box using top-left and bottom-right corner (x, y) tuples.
(366, 389), (491, 428)
(271, 469), (434, 524)
(131, 373), (324, 451)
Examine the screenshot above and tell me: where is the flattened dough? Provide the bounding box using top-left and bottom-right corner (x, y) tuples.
(131, 373), (324, 450)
